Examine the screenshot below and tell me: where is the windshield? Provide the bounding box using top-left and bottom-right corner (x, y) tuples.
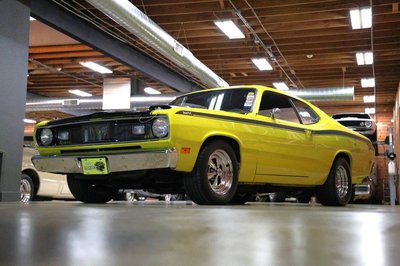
(170, 88), (256, 113)
(332, 113), (371, 119)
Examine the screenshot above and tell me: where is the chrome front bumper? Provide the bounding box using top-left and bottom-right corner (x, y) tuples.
(32, 149), (178, 174)
(354, 184), (371, 200)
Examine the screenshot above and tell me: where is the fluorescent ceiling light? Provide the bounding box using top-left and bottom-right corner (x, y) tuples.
(363, 95), (375, 103)
(251, 58), (273, 71)
(80, 61), (112, 74)
(350, 8), (372, 29)
(214, 20), (245, 39)
(356, 52), (373, 65)
(365, 107), (375, 114)
(361, 78), (375, 88)
(29, 17), (36, 21)
(273, 82), (289, 91)
(23, 118), (37, 124)
(144, 87), (161, 95)
(68, 89), (93, 97)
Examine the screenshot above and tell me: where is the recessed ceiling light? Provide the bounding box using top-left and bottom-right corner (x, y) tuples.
(214, 20), (245, 39)
(350, 8), (372, 29)
(363, 95), (375, 103)
(80, 61), (112, 74)
(68, 89), (93, 97)
(273, 82), (289, 91)
(365, 107), (375, 114)
(356, 52), (373, 65)
(144, 87), (161, 95)
(361, 78), (375, 88)
(251, 58), (273, 71)
(23, 118), (37, 124)
(306, 54), (314, 59)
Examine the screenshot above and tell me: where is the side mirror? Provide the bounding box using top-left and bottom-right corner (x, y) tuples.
(270, 108), (281, 119)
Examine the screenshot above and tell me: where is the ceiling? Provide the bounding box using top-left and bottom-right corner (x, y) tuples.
(27, 0), (400, 122)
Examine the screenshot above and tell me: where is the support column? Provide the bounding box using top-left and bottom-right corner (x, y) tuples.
(131, 77), (145, 95)
(0, 0), (30, 201)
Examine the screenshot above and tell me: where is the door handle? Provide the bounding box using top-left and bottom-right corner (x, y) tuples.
(304, 129), (313, 137)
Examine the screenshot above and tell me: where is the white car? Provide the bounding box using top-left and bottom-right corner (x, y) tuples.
(21, 147), (74, 202)
(332, 113), (377, 141)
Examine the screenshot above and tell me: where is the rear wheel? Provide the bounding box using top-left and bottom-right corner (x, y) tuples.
(184, 141), (238, 205)
(316, 157), (352, 206)
(20, 173), (34, 202)
(67, 175), (117, 203)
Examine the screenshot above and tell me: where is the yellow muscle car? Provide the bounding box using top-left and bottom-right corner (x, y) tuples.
(32, 85), (375, 206)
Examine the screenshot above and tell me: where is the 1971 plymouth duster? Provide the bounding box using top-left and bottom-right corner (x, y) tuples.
(32, 85), (375, 206)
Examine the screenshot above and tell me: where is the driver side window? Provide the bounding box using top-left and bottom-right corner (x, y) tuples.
(259, 91), (300, 124)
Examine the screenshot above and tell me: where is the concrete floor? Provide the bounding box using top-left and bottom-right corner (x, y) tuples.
(0, 201), (399, 266)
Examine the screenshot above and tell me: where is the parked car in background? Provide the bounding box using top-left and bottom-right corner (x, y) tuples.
(21, 147), (74, 202)
(32, 85), (375, 206)
(332, 113), (377, 141)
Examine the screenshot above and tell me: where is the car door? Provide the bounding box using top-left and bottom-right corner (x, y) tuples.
(254, 91), (321, 185)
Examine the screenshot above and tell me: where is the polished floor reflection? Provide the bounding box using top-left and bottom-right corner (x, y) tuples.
(0, 201), (399, 266)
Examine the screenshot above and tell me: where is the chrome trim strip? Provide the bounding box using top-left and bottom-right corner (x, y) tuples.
(31, 149), (177, 174)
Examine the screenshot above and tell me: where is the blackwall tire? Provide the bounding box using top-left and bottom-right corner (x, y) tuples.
(316, 157), (352, 206)
(67, 175), (117, 203)
(184, 141), (238, 205)
(20, 173), (34, 202)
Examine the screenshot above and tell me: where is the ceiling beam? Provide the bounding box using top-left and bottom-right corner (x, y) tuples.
(30, 0), (199, 93)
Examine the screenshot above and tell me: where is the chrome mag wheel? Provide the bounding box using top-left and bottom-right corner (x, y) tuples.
(207, 149), (233, 196)
(336, 165), (349, 199)
(20, 178), (33, 202)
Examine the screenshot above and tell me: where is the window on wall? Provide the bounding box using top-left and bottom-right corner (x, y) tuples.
(258, 91), (300, 123)
(291, 98), (320, 125)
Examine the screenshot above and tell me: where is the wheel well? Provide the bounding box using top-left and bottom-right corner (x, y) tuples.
(201, 136), (241, 163)
(22, 169), (40, 194)
(335, 153), (351, 169)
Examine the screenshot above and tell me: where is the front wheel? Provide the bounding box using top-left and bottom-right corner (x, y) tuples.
(316, 157), (352, 206)
(67, 175), (117, 203)
(184, 141), (238, 205)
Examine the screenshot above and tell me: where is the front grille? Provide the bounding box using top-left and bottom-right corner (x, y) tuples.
(338, 121), (367, 128)
(38, 116), (166, 146)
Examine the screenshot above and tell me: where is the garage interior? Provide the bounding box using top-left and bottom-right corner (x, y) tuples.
(1, 0), (400, 264)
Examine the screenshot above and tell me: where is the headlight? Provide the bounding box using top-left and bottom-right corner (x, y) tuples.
(40, 128), (53, 146)
(364, 121), (372, 128)
(152, 118), (168, 138)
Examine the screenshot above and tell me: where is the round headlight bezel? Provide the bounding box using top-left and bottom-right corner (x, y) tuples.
(39, 128), (54, 146)
(152, 118), (169, 138)
(364, 121), (372, 128)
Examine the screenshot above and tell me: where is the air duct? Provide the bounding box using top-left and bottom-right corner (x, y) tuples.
(85, 0), (228, 88)
(289, 87), (354, 101)
(26, 95), (178, 112)
(26, 87), (354, 112)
